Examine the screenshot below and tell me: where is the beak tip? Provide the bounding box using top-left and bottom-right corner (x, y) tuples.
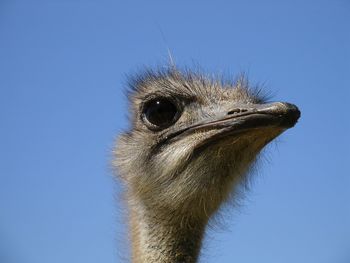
(278, 102), (301, 128)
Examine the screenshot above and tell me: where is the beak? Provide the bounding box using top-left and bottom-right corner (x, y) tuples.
(201, 102), (301, 131)
(163, 102), (300, 145)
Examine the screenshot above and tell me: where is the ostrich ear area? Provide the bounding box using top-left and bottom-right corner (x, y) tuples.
(114, 133), (142, 178)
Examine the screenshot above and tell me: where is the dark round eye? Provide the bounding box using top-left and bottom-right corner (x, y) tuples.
(142, 98), (180, 129)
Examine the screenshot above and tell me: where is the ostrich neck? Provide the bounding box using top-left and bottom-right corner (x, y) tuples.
(128, 200), (206, 263)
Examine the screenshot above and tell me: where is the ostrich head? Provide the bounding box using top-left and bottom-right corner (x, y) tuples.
(115, 67), (300, 222)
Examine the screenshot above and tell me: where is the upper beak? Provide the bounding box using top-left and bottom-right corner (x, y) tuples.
(190, 102), (301, 133)
(222, 102), (301, 129)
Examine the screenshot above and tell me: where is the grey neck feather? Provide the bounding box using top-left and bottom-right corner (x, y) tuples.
(129, 199), (206, 263)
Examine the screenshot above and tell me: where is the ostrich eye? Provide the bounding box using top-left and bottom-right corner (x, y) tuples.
(142, 98), (179, 129)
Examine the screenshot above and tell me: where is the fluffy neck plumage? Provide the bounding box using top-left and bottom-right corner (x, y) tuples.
(128, 197), (207, 263)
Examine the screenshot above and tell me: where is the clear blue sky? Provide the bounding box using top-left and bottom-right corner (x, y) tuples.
(0, 1), (349, 263)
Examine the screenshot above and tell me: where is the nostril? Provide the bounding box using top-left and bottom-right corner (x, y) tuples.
(227, 109), (241, 115)
(227, 108), (248, 115)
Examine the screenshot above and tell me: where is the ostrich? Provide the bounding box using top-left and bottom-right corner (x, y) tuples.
(114, 67), (300, 263)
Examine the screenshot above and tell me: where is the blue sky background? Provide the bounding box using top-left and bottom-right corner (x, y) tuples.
(0, 1), (349, 263)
